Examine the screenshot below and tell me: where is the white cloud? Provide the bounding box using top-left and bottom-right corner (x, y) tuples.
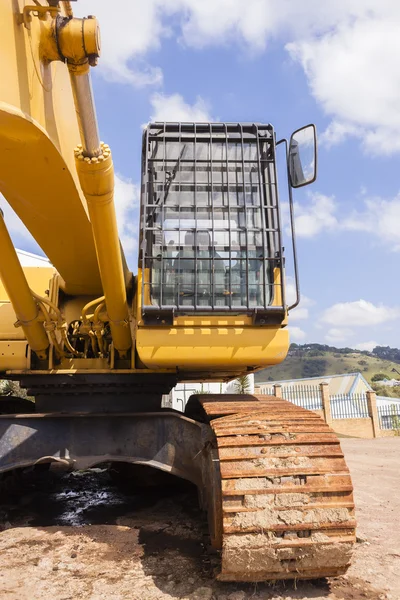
(290, 326), (307, 342)
(114, 174), (140, 267)
(0, 194), (43, 255)
(292, 192), (338, 238)
(75, 1), (165, 86)
(324, 327), (353, 345)
(74, 1), (396, 102)
(319, 121), (361, 149)
(320, 300), (400, 328)
(287, 7), (400, 154)
(149, 93), (213, 122)
(343, 194), (400, 252)
(75, 0), (285, 85)
(287, 190), (400, 253)
(176, 1), (273, 51)
(290, 307), (309, 321)
(354, 341), (378, 352)
(286, 276), (314, 320)
(73, 1), (400, 157)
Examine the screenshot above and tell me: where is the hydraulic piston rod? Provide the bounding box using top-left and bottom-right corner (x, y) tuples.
(41, 12), (103, 157)
(41, 13), (132, 356)
(0, 211), (49, 360)
(69, 69), (101, 158)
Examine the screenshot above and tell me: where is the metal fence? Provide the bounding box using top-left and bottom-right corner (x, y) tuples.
(258, 386), (274, 395)
(377, 404), (400, 430)
(258, 384), (322, 410)
(330, 393), (369, 419)
(281, 385), (323, 410)
(257, 385), (381, 421)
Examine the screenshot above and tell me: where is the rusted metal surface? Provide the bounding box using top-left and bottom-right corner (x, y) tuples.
(195, 394), (356, 582)
(0, 412), (207, 486)
(0, 393), (356, 582)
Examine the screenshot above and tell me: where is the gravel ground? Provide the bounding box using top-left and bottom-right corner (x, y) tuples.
(0, 437), (398, 600)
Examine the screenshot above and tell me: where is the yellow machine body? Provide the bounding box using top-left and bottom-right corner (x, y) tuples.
(135, 269), (289, 372)
(136, 323), (288, 371)
(0, 2), (103, 295)
(0, 3), (356, 586)
(0, 0), (290, 382)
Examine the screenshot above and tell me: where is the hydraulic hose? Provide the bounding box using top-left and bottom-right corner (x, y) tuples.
(81, 295), (105, 324)
(33, 291), (83, 358)
(35, 300), (65, 358)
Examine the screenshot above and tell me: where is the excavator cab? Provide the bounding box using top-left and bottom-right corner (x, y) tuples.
(141, 122), (282, 316)
(135, 122), (316, 375)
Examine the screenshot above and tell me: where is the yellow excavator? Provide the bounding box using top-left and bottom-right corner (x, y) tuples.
(0, 1), (355, 581)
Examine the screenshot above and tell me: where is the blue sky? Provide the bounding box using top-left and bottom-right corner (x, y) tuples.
(2, 1), (400, 351)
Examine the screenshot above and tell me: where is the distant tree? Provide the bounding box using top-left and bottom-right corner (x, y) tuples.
(371, 373), (390, 382)
(234, 375), (252, 394)
(301, 359), (327, 378)
(358, 360), (368, 366)
(372, 346), (400, 364)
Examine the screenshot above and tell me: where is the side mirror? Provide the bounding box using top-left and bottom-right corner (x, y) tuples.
(288, 124), (317, 188)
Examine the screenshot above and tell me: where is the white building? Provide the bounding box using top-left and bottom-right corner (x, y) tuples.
(16, 249), (51, 267)
(378, 378), (400, 387)
(163, 374), (255, 411)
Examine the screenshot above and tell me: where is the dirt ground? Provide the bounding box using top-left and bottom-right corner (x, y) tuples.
(0, 437), (398, 600)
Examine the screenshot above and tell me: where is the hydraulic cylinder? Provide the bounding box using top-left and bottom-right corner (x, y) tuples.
(0, 211), (49, 359)
(75, 146), (132, 356)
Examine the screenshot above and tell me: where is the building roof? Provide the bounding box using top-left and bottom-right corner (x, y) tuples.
(376, 396), (400, 406)
(256, 372), (372, 395)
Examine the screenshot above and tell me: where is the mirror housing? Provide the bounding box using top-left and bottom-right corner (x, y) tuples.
(288, 124), (317, 188)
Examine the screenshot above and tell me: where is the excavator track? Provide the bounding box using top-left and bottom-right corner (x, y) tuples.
(187, 394), (356, 582)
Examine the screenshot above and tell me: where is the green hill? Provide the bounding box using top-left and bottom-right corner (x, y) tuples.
(255, 344), (400, 397)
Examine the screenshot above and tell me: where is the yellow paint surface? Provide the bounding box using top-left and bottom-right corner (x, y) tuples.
(137, 325), (289, 371)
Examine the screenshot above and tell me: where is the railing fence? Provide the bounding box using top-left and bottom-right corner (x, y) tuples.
(377, 403), (400, 430)
(280, 385), (323, 410)
(330, 393), (369, 419)
(258, 383), (400, 429)
(258, 386), (274, 395)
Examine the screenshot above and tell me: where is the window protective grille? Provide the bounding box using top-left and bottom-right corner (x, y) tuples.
(140, 122), (285, 316)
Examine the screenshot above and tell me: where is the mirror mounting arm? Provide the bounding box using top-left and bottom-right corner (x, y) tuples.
(277, 138), (300, 311)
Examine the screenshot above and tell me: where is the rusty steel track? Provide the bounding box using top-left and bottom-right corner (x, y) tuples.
(187, 394), (356, 582)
